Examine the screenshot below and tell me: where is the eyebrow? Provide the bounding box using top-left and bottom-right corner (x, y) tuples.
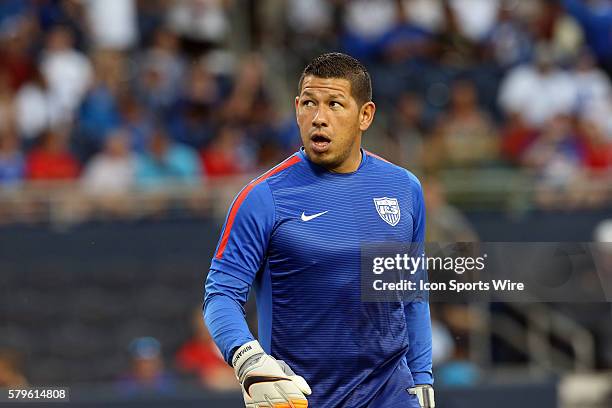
(301, 90), (347, 100)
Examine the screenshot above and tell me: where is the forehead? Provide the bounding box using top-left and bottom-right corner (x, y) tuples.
(300, 76), (352, 98)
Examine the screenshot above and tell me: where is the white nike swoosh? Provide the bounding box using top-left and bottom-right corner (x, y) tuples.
(301, 211), (329, 222)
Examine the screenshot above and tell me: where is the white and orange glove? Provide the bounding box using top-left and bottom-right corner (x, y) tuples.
(232, 340), (311, 408)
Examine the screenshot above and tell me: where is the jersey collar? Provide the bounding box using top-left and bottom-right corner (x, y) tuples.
(298, 147), (368, 176)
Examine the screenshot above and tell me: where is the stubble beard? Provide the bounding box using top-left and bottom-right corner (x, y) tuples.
(308, 137), (357, 172)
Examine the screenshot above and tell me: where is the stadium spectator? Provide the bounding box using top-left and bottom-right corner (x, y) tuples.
(25, 127), (80, 181)
(577, 119), (612, 208)
(484, 1), (533, 69)
(134, 28), (185, 115)
(14, 67), (58, 143)
(341, 0), (397, 61)
(220, 53), (269, 126)
(75, 50), (124, 160)
(219, 53), (279, 162)
(498, 43), (578, 127)
(0, 0), (607, 217)
(430, 317), (455, 367)
(0, 0), (30, 28)
(375, 1), (433, 66)
(36, 0), (88, 50)
(82, 0), (138, 51)
(0, 129), (24, 188)
(40, 25), (93, 123)
(579, 119), (612, 174)
(398, 0), (501, 44)
(134, 0), (167, 47)
(406, 0), (500, 45)
(434, 1), (482, 68)
(402, 0), (444, 32)
(500, 112), (539, 165)
(0, 13), (37, 91)
(378, 92), (428, 171)
(423, 176), (479, 243)
(166, 0), (232, 54)
(135, 127), (202, 190)
(530, 0), (584, 63)
(434, 305), (481, 386)
(425, 79), (498, 169)
(284, 0), (336, 66)
(0, 349), (28, 387)
(521, 114), (585, 209)
(167, 60), (219, 149)
(175, 308), (237, 390)
(571, 49), (612, 134)
(200, 125), (251, 177)
(452, 0), (500, 42)
(0, 70), (15, 136)
(81, 130), (136, 197)
(116, 336), (175, 395)
(286, 0), (334, 40)
(117, 93), (155, 153)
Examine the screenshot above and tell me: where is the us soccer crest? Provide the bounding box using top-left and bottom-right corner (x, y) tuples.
(373, 197), (401, 226)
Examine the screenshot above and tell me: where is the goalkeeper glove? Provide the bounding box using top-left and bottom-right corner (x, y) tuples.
(408, 384), (435, 408)
(232, 340), (311, 408)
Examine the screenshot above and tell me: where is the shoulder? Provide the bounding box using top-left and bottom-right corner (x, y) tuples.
(365, 150), (423, 204)
(255, 153), (303, 184)
(231, 153), (303, 205)
(365, 150), (422, 185)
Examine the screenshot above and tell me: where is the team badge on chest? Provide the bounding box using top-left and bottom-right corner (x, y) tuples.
(373, 197), (401, 226)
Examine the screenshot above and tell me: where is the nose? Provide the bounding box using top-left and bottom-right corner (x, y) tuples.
(312, 106), (329, 128)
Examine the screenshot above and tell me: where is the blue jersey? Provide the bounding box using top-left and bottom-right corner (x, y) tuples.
(204, 149), (433, 408)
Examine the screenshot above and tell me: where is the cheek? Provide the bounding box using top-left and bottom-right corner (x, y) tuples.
(296, 114), (310, 133)
(335, 114), (360, 136)
(296, 110), (311, 126)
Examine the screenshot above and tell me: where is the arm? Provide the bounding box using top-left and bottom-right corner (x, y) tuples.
(204, 269), (254, 364)
(204, 179), (312, 407)
(404, 175), (434, 386)
(203, 180), (275, 364)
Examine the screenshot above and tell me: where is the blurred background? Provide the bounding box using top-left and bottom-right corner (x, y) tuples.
(0, 0), (611, 407)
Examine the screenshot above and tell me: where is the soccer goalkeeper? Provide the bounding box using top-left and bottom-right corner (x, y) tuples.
(204, 53), (434, 408)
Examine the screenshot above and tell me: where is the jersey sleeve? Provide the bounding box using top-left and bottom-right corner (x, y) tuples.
(204, 180), (275, 364)
(404, 173), (434, 385)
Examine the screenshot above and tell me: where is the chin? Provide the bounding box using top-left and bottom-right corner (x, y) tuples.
(309, 151), (342, 168)
(305, 146), (329, 158)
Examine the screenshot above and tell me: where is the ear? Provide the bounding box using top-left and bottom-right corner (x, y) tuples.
(359, 101), (376, 132)
(295, 96), (300, 123)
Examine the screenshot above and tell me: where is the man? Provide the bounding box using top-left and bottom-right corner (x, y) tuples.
(204, 52), (434, 408)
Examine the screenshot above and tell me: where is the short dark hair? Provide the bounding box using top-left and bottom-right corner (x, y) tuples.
(298, 52), (372, 106)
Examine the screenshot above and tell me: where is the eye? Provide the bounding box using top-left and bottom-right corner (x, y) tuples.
(330, 101), (343, 108)
(302, 100), (315, 107)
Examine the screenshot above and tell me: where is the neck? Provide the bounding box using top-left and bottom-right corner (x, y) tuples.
(328, 148), (363, 173)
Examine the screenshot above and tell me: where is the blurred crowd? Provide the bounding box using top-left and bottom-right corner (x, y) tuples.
(0, 0), (610, 211)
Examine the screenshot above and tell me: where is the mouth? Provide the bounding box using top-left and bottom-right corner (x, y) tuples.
(310, 133), (331, 153)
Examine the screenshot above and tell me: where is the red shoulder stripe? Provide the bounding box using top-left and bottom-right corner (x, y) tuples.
(215, 155), (301, 260)
(365, 150), (391, 164)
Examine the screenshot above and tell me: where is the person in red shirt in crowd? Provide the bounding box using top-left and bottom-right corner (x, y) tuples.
(175, 308), (238, 390)
(26, 127), (80, 180)
(200, 125), (252, 178)
(579, 119), (612, 173)
(500, 112), (539, 165)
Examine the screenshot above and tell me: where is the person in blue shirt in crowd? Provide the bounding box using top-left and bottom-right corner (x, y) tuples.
(204, 53), (434, 408)
(135, 126), (201, 190)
